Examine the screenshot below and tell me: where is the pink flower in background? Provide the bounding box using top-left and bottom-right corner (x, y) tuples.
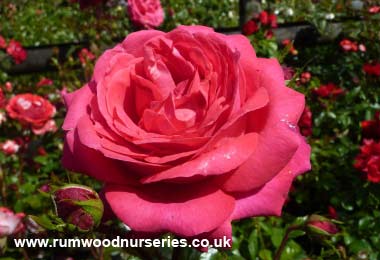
(62, 26), (310, 243)
(6, 94), (56, 135)
(79, 48), (95, 65)
(354, 139), (380, 183)
(127, 0), (164, 28)
(36, 77), (54, 87)
(0, 207), (25, 237)
(5, 82), (12, 92)
(300, 72), (311, 84)
(1, 140), (20, 155)
(6, 39), (27, 64)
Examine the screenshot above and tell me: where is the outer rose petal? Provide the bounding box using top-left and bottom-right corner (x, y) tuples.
(222, 123), (300, 193)
(62, 130), (138, 185)
(222, 58), (305, 193)
(62, 84), (93, 131)
(231, 137), (311, 219)
(104, 183), (235, 237)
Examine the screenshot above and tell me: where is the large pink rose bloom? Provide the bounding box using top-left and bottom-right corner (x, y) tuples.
(127, 0), (164, 28)
(62, 26), (310, 242)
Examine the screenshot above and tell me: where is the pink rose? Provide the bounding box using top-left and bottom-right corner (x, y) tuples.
(62, 26), (310, 243)
(0, 207), (25, 237)
(6, 94), (56, 135)
(127, 0), (164, 28)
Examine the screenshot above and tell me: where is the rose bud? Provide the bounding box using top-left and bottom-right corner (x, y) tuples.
(300, 72), (311, 84)
(306, 215), (339, 236)
(0, 207), (25, 237)
(53, 185), (104, 231)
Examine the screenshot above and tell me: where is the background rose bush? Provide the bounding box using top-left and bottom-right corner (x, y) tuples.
(0, 0), (380, 259)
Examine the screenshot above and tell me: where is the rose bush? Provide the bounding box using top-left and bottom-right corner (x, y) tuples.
(62, 25), (310, 242)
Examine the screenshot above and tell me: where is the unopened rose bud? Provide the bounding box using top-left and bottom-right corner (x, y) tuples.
(306, 214), (339, 236)
(53, 185), (104, 231)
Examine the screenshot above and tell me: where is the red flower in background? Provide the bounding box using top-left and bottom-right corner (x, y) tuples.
(264, 29), (274, 39)
(242, 20), (259, 35)
(298, 106), (313, 137)
(328, 206), (338, 219)
(340, 39), (358, 52)
(6, 40), (27, 64)
(36, 77), (54, 87)
(259, 11), (269, 25)
(369, 6), (380, 14)
(259, 11), (277, 28)
(361, 112), (380, 140)
(313, 83), (345, 98)
(0, 88), (6, 108)
(354, 139), (380, 183)
(268, 13), (278, 28)
(6, 94), (56, 135)
(79, 48), (95, 65)
(363, 62), (380, 77)
(0, 35), (6, 49)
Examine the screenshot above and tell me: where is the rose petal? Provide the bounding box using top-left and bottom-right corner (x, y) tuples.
(222, 123), (300, 193)
(105, 183), (235, 237)
(231, 137), (311, 219)
(142, 133), (258, 184)
(62, 130), (138, 185)
(62, 84), (93, 131)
